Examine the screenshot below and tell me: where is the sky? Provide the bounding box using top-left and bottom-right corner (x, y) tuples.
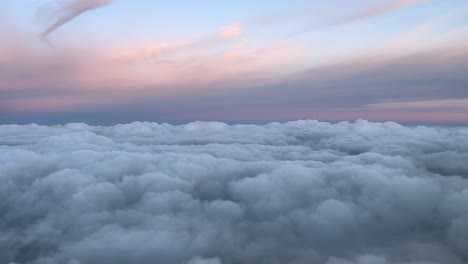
(1, 0), (468, 125)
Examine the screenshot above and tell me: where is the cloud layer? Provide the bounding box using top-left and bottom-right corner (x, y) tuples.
(1, 120), (468, 264)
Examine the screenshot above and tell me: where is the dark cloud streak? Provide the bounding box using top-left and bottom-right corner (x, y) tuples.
(40, 0), (115, 43)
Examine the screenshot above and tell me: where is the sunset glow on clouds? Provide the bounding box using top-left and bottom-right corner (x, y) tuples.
(2, 4), (468, 263)
(1, 0), (468, 124)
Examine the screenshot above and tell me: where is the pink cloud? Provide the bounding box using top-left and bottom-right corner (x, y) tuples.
(218, 23), (243, 39)
(1, 1), (466, 122)
(0, 22), (305, 113)
(350, 0), (429, 22)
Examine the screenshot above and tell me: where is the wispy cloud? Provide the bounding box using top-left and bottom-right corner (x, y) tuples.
(333, 0), (429, 25)
(119, 22), (244, 64)
(253, 0), (430, 36)
(364, 99), (468, 110)
(218, 23), (243, 39)
(40, 0), (115, 44)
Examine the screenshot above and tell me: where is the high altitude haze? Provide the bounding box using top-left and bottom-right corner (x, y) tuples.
(1, 0), (467, 124)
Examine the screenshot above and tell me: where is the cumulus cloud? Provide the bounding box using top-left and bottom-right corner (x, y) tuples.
(1, 120), (468, 263)
(40, 0), (115, 43)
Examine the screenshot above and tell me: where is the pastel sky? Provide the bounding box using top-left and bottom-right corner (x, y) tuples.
(1, 0), (468, 125)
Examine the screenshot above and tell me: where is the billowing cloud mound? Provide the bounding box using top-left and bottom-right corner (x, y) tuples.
(1, 120), (468, 264)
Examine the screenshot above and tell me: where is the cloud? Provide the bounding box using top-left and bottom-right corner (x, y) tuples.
(40, 0), (115, 43)
(275, 0), (430, 36)
(187, 257), (222, 264)
(122, 22), (244, 64)
(217, 23), (242, 39)
(1, 25), (467, 124)
(0, 25), (302, 116)
(108, 39), (467, 125)
(364, 99), (468, 111)
(335, 0), (429, 25)
(0, 120), (468, 263)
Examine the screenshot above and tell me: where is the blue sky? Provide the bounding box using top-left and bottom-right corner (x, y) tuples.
(1, 0), (468, 124)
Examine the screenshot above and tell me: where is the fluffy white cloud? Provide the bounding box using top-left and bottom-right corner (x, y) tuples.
(0, 120), (467, 264)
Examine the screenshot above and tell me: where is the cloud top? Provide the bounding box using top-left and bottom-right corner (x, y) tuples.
(1, 120), (468, 263)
